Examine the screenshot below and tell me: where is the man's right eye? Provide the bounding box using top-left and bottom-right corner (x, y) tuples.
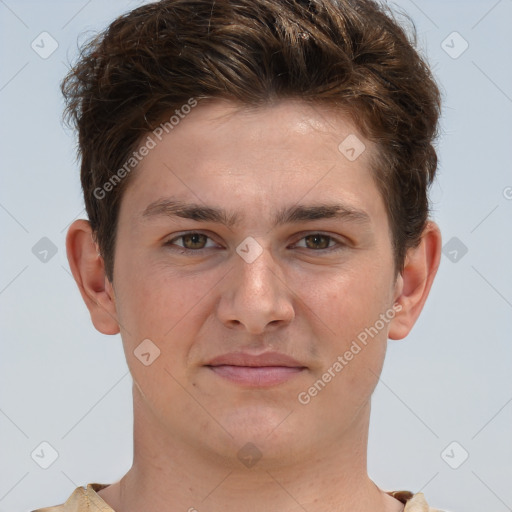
(164, 232), (220, 251)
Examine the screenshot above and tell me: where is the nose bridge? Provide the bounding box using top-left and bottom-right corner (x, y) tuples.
(217, 241), (295, 332)
(236, 242), (283, 303)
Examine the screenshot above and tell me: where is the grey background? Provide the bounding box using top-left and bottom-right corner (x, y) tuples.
(1, 1), (511, 511)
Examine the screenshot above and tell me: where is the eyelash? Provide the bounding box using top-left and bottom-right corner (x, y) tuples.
(163, 231), (346, 254)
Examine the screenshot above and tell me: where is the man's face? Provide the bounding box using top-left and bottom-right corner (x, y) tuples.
(111, 99), (401, 465)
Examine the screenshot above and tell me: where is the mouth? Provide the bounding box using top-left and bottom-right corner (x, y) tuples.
(205, 352), (307, 387)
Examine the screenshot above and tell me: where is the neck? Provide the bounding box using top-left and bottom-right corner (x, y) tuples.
(99, 387), (403, 512)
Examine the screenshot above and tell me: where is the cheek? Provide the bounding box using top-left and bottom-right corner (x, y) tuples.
(113, 258), (225, 386)
(114, 264), (205, 413)
(301, 275), (389, 413)
(298, 260), (392, 396)
(304, 264), (391, 340)
(115, 257), (205, 338)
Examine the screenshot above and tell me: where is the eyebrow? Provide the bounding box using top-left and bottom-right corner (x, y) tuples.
(141, 198), (371, 228)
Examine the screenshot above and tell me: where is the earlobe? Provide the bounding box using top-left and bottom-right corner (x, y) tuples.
(66, 219), (120, 335)
(388, 220), (442, 340)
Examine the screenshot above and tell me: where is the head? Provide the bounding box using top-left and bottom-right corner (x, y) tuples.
(64, 0), (442, 467)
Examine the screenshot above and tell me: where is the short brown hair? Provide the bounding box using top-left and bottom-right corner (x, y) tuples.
(62, 0), (441, 282)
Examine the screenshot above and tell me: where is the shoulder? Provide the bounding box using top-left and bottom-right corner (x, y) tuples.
(31, 483), (112, 512)
(388, 490), (448, 512)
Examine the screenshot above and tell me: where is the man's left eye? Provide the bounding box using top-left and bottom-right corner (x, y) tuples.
(294, 234), (339, 250)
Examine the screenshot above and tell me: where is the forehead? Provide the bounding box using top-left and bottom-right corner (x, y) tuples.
(119, 98), (386, 229)
(149, 98), (372, 168)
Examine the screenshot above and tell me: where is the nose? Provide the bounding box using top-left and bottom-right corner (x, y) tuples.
(216, 243), (295, 334)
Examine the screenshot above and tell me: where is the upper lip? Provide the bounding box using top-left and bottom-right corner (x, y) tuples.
(206, 352), (306, 368)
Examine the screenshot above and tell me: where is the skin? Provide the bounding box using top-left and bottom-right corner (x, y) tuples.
(67, 98), (442, 512)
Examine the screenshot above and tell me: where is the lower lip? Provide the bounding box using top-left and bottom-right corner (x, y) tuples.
(207, 365), (305, 386)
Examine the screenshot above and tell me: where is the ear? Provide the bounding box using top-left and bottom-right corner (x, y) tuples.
(388, 220), (442, 340)
(66, 219), (120, 335)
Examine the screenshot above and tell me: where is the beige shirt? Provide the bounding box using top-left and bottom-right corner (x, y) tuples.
(32, 483), (444, 511)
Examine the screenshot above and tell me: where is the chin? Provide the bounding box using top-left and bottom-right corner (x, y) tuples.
(219, 406), (304, 449)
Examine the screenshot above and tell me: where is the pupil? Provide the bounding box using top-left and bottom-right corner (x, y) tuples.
(307, 234), (328, 249)
(185, 234), (205, 248)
